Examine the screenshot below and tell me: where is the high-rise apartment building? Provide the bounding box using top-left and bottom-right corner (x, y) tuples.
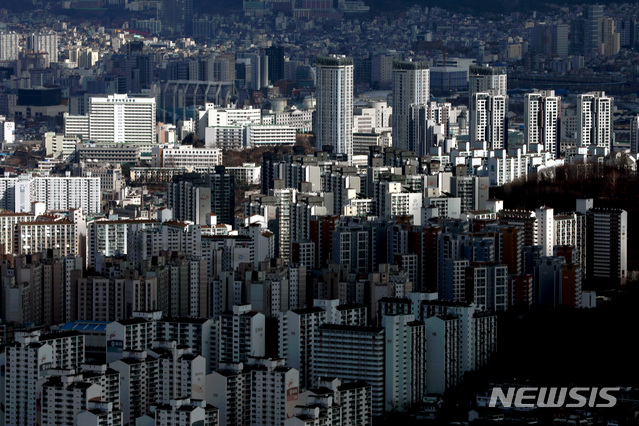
(28, 32), (58, 63)
(5, 331), (54, 426)
(105, 314), (160, 363)
(215, 304), (265, 368)
(577, 92), (613, 149)
(392, 60), (429, 152)
(41, 375), (103, 425)
(0, 32), (20, 61)
(470, 92), (507, 149)
(0, 175), (100, 214)
(207, 357), (298, 426)
(470, 65), (508, 149)
(15, 219), (77, 256)
(110, 351), (159, 425)
(313, 324), (385, 416)
(315, 55), (354, 163)
(167, 167), (235, 226)
(148, 341), (206, 404)
(421, 301), (497, 394)
(524, 90), (561, 156)
(586, 208), (627, 287)
(280, 307), (327, 390)
(382, 314), (426, 412)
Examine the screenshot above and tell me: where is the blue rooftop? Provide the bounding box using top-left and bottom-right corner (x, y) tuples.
(60, 320), (109, 332)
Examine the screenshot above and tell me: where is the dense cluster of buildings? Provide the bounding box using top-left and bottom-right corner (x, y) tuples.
(0, 1), (636, 425)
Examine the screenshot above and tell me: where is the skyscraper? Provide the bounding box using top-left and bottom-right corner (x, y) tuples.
(584, 4), (604, 57)
(552, 24), (570, 58)
(265, 45), (285, 82)
(316, 55), (354, 163)
(577, 91), (613, 149)
(392, 60), (429, 152)
(162, 0), (194, 35)
(210, 166), (236, 227)
(524, 90), (561, 156)
(28, 32), (58, 63)
(0, 32), (20, 61)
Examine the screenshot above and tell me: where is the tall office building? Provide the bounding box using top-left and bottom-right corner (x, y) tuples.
(630, 115), (639, 154)
(586, 208), (627, 287)
(552, 24), (570, 58)
(584, 4), (604, 57)
(392, 60), (429, 152)
(28, 32), (58, 63)
(601, 17), (621, 57)
(0, 32), (20, 60)
(469, 65), (507, 97)
(524, 90), (561, 156)
(316, 55), (354, 163)
(210, 166), (236, 226)
(470, 92), (507, 149)
(265, 45), (285, 82)
(162, 0), (194, 35)
(89, 94), (156, 144)
(577, 92), (613, 149)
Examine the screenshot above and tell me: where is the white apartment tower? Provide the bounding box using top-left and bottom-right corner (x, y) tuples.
(392, 60), (430, 152)
(249, 357), (300, 426)
(89, 94), (156, 144)
(536, 206), (555, 257)
(110, 351), (159, 425)
(215, 304), (266, 368)
(577, 91), (613, 149)
(5, 331), (54, 426)
(524, 90), (561, 156)
(382, 314), (427, 412)
(470, 92), (507, 149)
(28, 32), (59, 63)
(41, 375), (103, 425)
(315, 55), (354, 162)
(280, 307), (327, 390)
(148, 341), (207, 404)
(0, 32), (20, 60)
